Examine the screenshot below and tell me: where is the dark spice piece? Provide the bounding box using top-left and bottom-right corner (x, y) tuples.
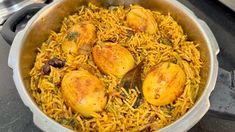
(48, 58), (65, 68)
(36, 88), (42, 94)
(41, 57), (65, 75)
(42, 64), (51, 75)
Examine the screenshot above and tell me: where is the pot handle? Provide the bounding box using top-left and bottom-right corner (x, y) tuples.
(0, 3), (46, 45)
(198, 19), (235, 120)
(208, 68), (235, 120)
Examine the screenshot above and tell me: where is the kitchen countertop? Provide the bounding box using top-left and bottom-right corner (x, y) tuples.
(0, 0), (235, 131)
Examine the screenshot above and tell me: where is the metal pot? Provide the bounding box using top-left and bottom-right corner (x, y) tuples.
(1, 0), (233, 131)
(0, 0), (47, 25)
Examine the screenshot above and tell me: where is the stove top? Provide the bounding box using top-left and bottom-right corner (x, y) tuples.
(0, 0), (235, 131)
(0, 0), (46, 25)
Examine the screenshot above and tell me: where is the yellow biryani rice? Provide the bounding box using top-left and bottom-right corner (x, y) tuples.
(30, 3), (202, 131)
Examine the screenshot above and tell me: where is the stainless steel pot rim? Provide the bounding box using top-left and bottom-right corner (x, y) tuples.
(8, 0), (219, 131)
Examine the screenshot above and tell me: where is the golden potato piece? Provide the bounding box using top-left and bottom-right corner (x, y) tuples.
(126, 5), (157, 34)
(92, 43), (135, 77)
(143, 62), (186, 106)
(61, 70), (107, 117)
(62, 22), (96, 54)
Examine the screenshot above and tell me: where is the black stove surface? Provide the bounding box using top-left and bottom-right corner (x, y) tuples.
(184, 0), (235, 71)
(0, 0), (235, 131)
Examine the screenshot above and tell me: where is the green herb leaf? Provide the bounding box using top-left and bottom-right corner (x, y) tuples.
(159, 37), (173, 45)
(66, 32), (79, 41)
(59, 118), (69, 125)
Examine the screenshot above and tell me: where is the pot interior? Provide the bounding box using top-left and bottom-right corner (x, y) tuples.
(18, 0), (211, 129)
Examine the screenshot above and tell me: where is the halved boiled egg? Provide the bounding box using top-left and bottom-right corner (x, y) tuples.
(143, 62), (186, 106)
(61, 70), (107, 117)
(92, 42), (135, 78)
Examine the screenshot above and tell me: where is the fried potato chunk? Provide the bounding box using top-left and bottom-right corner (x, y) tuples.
(126, 5), (157, 34)
(143, 62), (186, 106)
(61, 70), (107, 117)
(92, 42), (135, 78)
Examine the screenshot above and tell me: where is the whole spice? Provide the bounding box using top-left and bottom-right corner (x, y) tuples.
(48, 58), (65, 68)
(41, 57), (65, 75)
(41, 63), (51, 75)
(120, 60), (144, 108)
